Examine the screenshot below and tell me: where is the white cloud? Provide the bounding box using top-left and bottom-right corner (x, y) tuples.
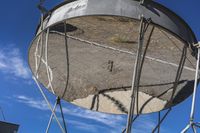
(16, 95), (48, 110)
(0, 46), (30, 79)
(15, 95), (125, 129)
(62, 106), (125, 127)
(67, 120), (99, 132)
(15, 95), (169, 133)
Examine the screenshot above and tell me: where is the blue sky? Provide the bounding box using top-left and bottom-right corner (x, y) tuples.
(0, 0), (199, 133)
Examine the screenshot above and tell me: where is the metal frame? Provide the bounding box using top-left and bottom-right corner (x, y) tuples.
(28, 0), (198, 114)
(181, 42), (200, 133)
(38, 0), (197, 45)
(30, 0), (199, 133)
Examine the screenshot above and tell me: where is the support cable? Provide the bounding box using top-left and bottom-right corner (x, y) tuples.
(44, 28), (55, 94)
(135, 24), (154, 114)
(169, 45), (187, 102)
(34, 18), (44, 79)
(61, 22), (70, 98)
(152, 108), (171, 133)
(159, 30), (196, 69)
(58, 98), (68, 133)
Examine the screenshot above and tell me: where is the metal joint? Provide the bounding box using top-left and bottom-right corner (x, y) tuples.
(194, 42), (200, 48)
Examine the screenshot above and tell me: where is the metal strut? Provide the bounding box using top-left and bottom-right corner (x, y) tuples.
(33, 77), (67, 133)
(181, 42), (200, 133)
(46, 97), (68, 133)
(125, 15), (150, 133)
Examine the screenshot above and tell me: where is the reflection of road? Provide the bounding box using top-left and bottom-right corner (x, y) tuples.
(51, 30), (196, 72)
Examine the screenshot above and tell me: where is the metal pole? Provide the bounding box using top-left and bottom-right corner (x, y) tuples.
(125, 16), (145, 133)
(62, 22), (70, 98)
(181, 124), (190, 133)
(190, 44), (200, 121)
(181, 42), (200, 133)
